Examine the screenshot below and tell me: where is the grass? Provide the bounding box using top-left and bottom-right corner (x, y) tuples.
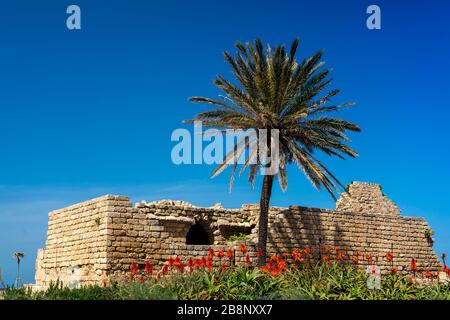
(4, 262), (450, 300)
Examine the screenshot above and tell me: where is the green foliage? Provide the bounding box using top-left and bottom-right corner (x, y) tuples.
(424, 229), (435, 239)
(94, 217), (101, 226)
(14, 252), (25, 261)
(187, 38), (361, 198)
(226, 233), (248, 243)
(113, 281), (178, 300)
(4, 264), (450, 300)
(4, 281), (116, 300)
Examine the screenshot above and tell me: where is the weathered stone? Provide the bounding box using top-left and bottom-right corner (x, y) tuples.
(34, 182), (441, 289)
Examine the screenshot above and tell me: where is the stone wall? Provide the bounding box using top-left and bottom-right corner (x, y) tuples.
(34, 182), (441, 288)
(35, 195), (128, 288)
(261, 206), (439, 274)
(105, 199), (257, 278)
(336, 182), (400, 216)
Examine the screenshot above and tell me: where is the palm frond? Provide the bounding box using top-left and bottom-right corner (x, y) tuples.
(187, 38), (361, 198)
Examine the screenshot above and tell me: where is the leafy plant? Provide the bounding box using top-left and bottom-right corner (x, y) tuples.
(6, 248), (450, 300)
(424, 229), (435, 239)
(94, 217), (101, 226)
(5, 263), (450, 300)
(227, 233), (247, 243)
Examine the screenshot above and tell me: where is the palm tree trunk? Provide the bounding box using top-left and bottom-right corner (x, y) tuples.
(258, 174), (274, 266)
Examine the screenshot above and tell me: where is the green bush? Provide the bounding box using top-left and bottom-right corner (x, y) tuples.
(4, 263), (450, 300)
(226, 233), (248, 243)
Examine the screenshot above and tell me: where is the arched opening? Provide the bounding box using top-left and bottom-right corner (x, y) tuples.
(186, 222), (212, 245)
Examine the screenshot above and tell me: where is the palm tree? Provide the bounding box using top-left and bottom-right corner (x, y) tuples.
(187, 38), (361, 265)
(13, 252), (25, 288)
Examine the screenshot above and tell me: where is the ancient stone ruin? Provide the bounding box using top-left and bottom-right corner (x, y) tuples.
(34, 182), (441, 289)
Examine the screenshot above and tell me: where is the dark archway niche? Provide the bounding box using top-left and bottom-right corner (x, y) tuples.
(186, 222), (213, 245)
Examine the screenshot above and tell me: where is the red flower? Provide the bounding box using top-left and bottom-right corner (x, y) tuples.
(217, 249), (225, 258)
(354, 250), (360, 257)
(278, 259), (287, 271)
(391, 267), (398, 274)
(385, 252), (393, 262)
(139, 275), (145, 282)
(194, 258), (203, 268)
(302, 247), (311, 256)
(240, 244), (247, 254)
(206, 257), (213, 272)
(364, 254), (372, 264)
(130, 262), (138, 279)
(410, 258), (418, 273)
(145, 261), (152, 275)
(334, 246), (340, 253)
(174, 256), (182, 266)
(257, 248), (263, 259)
(168, 257), (174, 267)
(221, 264), (228, 272)
(208, 248), (215, 258)
(322, 256), (330, 264)
(424, 270), (432, 278)
(336, 253), (345, 261)
(292, 249), (302, 262)
(187, 259), (194, 273)
(260, 265), (270, 273)
(162, 265), (169, 275)
(271, 269), (280, 277)
(325, 245), (331, 254)
(245, 254), (250, 264)
(352, 256), (359, 265)
(227, 248), (234, 260)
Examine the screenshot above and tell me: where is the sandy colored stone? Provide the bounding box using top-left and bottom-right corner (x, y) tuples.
(34, 183), (441, 289)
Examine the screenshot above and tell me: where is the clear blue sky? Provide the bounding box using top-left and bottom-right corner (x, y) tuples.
(0, 0), (449, 285)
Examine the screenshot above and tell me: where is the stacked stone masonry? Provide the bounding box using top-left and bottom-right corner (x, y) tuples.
(34, 182), (441, 288)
